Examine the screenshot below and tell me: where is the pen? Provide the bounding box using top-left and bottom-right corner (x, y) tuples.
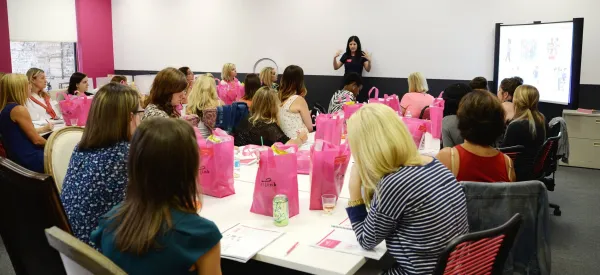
(285, 242), (299, 256)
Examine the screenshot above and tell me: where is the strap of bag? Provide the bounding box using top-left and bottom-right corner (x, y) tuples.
(450, 147), (457, 176)
(368, 87), (379, 99)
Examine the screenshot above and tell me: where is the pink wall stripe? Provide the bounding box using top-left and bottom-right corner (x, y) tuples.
(0, 0), (11, 73)
(75, 0), (114, 87)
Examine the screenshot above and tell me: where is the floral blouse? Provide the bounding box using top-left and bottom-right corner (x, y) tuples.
(60, 141), (129, 249)
(142, 103), (169, 120)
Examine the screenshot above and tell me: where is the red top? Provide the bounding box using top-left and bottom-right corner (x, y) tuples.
(454, 145), (511, 182)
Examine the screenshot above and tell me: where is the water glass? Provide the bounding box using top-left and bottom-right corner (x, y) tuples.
(322, 194), (337, 214)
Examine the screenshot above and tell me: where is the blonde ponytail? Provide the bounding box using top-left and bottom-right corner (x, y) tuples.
(513, 85), (546, 138)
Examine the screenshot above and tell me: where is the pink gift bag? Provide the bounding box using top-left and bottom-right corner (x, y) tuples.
(297, 150), (311, 175)
(250, 144), (300, 218)
(315, 114), (343, 146)
(196, 128), (235, 198)
(367, 87), (381, 104)
(58, 93), (92, 126)
(384, 94), (401, 114)
(402, 117), (430, 146)
(309, 140), (351, 210)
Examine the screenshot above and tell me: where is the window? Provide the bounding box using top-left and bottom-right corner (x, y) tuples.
(10, 42), (77, 89)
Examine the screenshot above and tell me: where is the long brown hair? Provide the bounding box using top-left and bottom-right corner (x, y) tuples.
(513, 85), (546, 138)
(110, 118), (200, 254)
(0, 74), (29, 110)
(249, 87), (280, 125)
(144, 67), (187, 117)
(278, 65), (306, 103)
(242, 74), (261, 101)
(78, 83), (140, 150)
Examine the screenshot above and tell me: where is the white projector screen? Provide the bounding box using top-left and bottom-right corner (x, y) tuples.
(497, 22), (574, 105)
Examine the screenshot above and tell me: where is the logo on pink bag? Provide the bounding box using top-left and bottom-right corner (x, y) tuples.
(199, 166), (210, 174)
(200, 148), (214, 156)
(334, 156), (348, 165)
(260, 178), (276, 187)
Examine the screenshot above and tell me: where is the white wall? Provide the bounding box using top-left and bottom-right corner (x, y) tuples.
(112, 0), (600, 84)
(7, 0), (77, 42)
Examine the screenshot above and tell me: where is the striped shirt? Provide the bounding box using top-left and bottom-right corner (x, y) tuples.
(346, 158), (469, 275)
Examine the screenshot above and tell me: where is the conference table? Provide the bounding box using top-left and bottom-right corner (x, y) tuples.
(199, 133), (441, 275)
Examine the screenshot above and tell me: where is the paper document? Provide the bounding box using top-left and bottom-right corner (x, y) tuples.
(220, 223), (284, 263)
(311, 227), (386, 260)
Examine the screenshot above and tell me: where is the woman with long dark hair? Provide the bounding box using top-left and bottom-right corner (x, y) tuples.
(67, 72), (93, 96)
(333, 36), (372, 76)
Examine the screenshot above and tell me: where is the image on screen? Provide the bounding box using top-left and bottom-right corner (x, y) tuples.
(498, 22), (574, 105)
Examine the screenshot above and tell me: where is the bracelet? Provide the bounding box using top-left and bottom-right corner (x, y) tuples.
(347, 198), (365, 207)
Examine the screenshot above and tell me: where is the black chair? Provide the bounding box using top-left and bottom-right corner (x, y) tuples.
(433, 214), (523, 275)
(0, 157), (71, 275)
(498, 145), (525, 162)
(419, 105), (431, 119)
(533, 132), (562, 216)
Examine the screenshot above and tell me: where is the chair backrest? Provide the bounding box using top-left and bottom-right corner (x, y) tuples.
(533, 132), (561, 176)
(419, 105), (431, 119)
(498, 145), (525, 162)
(433, 214), (523, 275)
(0, 157), (71, 275)
(44, 127), (85, 193)
(461, 181), (551, 275)
(45, 226), (127, 275)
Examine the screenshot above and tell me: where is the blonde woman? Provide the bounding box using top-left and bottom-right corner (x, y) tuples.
(0, 74), (50, 172)
(218, 63), (242, 104)
(501, 85), (546, 181)
(259, 67), (278, 90)
(399, 72), (434, 117)
(233, 87), (307, 146)
(187, 74), (224, 138)
(345, 104), (468, 274)
(25, 68), (61, 120)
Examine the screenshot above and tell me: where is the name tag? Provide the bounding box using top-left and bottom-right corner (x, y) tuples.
(346, 59), (352, 63)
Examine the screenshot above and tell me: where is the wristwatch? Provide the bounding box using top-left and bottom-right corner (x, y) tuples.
(347, 198), (365, 207)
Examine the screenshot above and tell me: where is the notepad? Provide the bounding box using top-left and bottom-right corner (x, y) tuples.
(220, 223), (285, 263)
(312, 224), (386, 260)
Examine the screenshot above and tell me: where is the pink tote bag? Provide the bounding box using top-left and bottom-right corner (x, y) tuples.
(250, 144), (300, 218)
(58, 92), (92, 126)
(315, 114), (343, 146)
(402, 117), (430, 146)
(197, 128), (235, 198)
(309, 140), (351, 210)
(297, 150), (311, 175)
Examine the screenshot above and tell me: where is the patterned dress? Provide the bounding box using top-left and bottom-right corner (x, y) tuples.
(60, 142), (130, 249)
(142, 103), (169, 120)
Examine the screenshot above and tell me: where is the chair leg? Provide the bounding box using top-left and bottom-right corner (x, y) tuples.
(550, 203), (561, 216)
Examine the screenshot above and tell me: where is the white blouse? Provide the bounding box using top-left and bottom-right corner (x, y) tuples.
(25, 92), (61, 121)
(278, 95), (308, 139)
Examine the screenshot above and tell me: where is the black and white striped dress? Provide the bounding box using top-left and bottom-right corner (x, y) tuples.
(346, 158), (469, 275)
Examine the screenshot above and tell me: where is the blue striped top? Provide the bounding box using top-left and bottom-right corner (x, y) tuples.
(346, 158), (469, 275)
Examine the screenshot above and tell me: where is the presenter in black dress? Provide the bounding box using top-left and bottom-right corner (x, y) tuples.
(333, 36), (371, 75)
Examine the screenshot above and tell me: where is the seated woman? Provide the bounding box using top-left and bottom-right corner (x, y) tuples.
(345, 104), (469, 274)
(497, 76), (523, 122)
(0, 74), (51, 172)
(91, 118), (222, 275)
(25, 68), (61, 121)
(436, 90), (515, 182)
(501, 85), (546, 181)
(67, 72), (93, 97)
(238, 73), (261, 108)
(260, 66), (278, 90)
(278, 65), (313, 139)
(143, 67), (188, 120)
(399, 72), (434, 117)
(328, 72), (362, 114)
(441, 83), (472, 147)
(60, 83), (141, 248)
(186, 74), (224, 139)
(234, 87), (307, 146)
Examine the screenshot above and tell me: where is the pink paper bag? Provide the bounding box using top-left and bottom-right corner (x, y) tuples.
(342, 102), (363, 120)
(196, 128), (235, 198)
(297, 150), (311, 175)
(315, 114), (343, 146)
(402, 117), (430, 146)
(250, 144), (300, 217)
(384, 94), (401, 114)
(429, 105), (443, 139)
(309, 140), (351, 210)
(367, 87), (380, 104)
(58, 92), (92, 126)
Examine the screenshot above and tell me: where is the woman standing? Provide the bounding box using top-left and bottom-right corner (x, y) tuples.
(345, 104), (468, 274)
(67, 72), (93, 96)
(333, 36), (371, 75)
(25, 68), (61, 120)
(61, 83), (142, 248)
(143, 67), (188, 120)
(0, 74), (51, 172)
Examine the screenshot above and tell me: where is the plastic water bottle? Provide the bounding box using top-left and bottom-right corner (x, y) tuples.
(405, 110), (412, 118)
(233, 155), (241, 178)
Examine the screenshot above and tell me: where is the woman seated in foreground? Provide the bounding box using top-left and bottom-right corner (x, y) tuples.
(501, 85), (546, 181)
(233, 87), (307, 146)
(345, 104), (469, 275)
(436, 89), (515, 182)
(92, 118), (222, 275)
(60, 83), (141, 248)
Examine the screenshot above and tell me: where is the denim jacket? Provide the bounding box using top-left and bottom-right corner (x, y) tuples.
(462, 181), (550, 275)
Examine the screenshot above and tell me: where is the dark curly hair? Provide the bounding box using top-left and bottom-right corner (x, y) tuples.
(457, 89), (506, 146)
(500, 76), (524, 97)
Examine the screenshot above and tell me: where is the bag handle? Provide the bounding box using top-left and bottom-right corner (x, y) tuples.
(368, 87), (379, 99)
(59, 92), (71, 101)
